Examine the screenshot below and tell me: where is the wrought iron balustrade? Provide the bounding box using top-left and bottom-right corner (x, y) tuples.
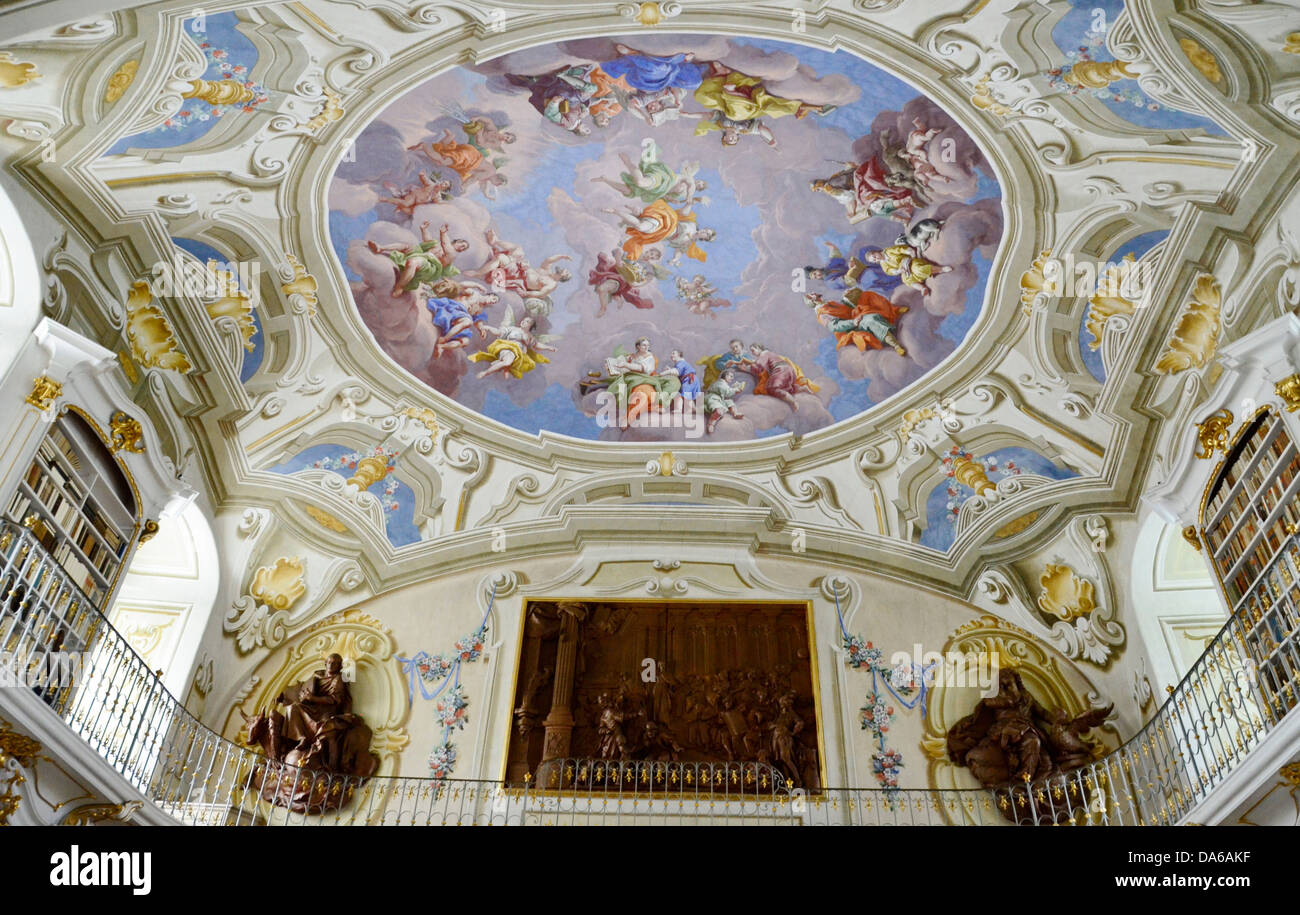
(2, 518), (1297, 825)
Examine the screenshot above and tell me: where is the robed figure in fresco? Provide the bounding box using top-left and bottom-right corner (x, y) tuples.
(807, 289), (908, 355)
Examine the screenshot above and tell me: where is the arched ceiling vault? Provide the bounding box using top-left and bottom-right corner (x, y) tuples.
(1, 0), (1298, 605)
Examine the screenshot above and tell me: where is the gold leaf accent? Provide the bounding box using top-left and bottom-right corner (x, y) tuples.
(1193, 407), (1233, 459)
(249, 557), (307, 612)
(183, 78), (254, 105)
(24, 375), (62, 412)
(1085, 254), (1139, 350)
(139, 519), (160, 543)
(1182, 525), (1201, 552)
(104, 59), (138, 103)
(898, 407), (937, 441)
(1063, 59), (1138, 89)
(124, 281), (192, 373)
(117, 350), (140, 384)
(1154, 274), (1221, 374)
(1020, 249), (1053, 315)
(1179, 38), (1223, 85)
(0, 52), (40, 89)
(203, 260), (257, 350)
(994, 511), (1038, 539)
(108, 411), (146, 454)
(1285, 34), (1300, 55)
(281, 254), (318, 315)
(348, 455), (391, 489)
(970, 74), (1012, 118)
(1037, 563), (1096, 621)
(304, 504), (348, 533)
(60, 801), (141, 826)
(400, 406), (438, 435)
(1275, 374), (1300, 412)
(304, 88), (343, 132)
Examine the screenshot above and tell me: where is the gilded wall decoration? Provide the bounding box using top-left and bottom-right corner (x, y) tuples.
(108, 411), (146, 453)
(123, 281), (193, 373)
(1179, 38), (1223, 86)
(0, 52), (40, 89)
(1084, 256), (1141, 350)
(103, 60), (138, 103)
(1020, 250), (1053, 315)
(1154, 274), (1221, 374)
(248, 557), (308, 613)
(1037, 563), (1096, 622)
(24, 375), (62, 412)
(1193, 407), (1233, 459)
(1286, 34), (1300, 55)
(203, 262), (258, 350)
(280, 254), (318, 315)
(1275, 374), (1300, 412)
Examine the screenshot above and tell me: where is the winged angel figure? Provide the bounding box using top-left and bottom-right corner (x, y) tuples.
(469, 304), (560, 379)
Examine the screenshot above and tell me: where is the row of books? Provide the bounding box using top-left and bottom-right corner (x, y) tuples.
(1208, 456), (1300, 566)
(1205, 419), (1287, 519)
(5, 492), (108, 604)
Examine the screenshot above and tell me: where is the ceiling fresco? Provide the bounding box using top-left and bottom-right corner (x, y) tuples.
(328, 35), (1003, 441)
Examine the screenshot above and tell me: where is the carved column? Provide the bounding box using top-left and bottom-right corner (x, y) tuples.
(539, 601), (587, 771)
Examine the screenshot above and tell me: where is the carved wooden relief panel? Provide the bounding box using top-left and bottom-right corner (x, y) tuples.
(505, 600), (822, 791)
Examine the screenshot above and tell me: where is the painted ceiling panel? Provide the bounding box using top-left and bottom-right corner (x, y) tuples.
(329, 35), (1003, 441)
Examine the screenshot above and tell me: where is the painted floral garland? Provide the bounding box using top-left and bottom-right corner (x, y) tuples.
(837, 595), (932, 802)
(397, 586), (494, 783)
(162, 25), (272, 131)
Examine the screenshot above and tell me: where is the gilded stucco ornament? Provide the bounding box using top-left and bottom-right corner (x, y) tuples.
(1020, 250), (1053, 315)
(1181, 525), (1201, 552)
(1179, 38), (1223, 85)
(1286, 34), (1300, 55)
(0, 52), (40, 89)
(1155, 275), (1221, 374)
(619, 2), (681, 26)
(1037, 563), (1097, 622)
(108, 411), (146, 453)
(1085, 256), (1141, 350)
(647, 450), (687, 476)
(280, 254), (319, 315)
(1193, 407), (1234, 459)
(103, 60), (139, 103)
(124, 281), (192, 373)
(1275, 374), (1300, 412)
(25, 375), (62, 412)
(1063, 59), (1138, 89)
(249, 557), (308, 612)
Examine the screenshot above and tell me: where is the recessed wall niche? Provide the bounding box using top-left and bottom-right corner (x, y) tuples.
(505, 599), (823, 791)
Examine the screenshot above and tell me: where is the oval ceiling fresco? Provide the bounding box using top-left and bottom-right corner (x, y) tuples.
(329, 35), (1003, 442)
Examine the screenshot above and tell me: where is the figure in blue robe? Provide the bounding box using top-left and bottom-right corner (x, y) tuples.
(426, 296), (484, 342)
(601, 49), (707, 93)
(803, 241), (904, 295)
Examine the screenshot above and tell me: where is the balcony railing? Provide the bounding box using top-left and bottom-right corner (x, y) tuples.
(1, 519), (1297, 825)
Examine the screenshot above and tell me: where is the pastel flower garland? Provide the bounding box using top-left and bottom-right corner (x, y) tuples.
(835, 588), (932, 803)
(397, 585), (494, 783)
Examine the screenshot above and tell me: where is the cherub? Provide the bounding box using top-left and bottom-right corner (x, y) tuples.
(367, 221), (469, 297)
(378, 171), (452, 217)
(443, 103), (517, 158)
(899, 118), (951, 189)
(469, 306), (560, 379)
(675, 274), (730, 318)
(464, 228), (573, 298)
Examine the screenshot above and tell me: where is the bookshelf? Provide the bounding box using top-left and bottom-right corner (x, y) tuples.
(3, 415), (137, 608)
(1200, 409), (1300, 717)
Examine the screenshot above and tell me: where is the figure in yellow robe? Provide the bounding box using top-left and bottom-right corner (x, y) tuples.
(692, 72), (805, 129)
(862, 243), (953, 296)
